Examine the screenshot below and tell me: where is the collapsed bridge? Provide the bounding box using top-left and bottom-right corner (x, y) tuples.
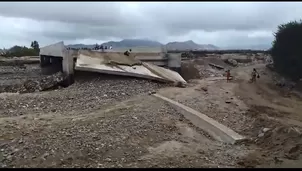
(39, 42), (186, 86)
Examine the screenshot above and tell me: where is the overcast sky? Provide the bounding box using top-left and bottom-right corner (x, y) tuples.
(0, 2), (301, 49)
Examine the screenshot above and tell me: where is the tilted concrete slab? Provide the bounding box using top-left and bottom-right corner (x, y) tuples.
(75, 50), (187, 84)
(153, 93), (245, 144)
(40, 41), (65, 57)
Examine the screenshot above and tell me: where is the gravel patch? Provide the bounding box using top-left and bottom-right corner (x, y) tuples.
(0, 96), (246, 168)
(0, 65), (167, 117)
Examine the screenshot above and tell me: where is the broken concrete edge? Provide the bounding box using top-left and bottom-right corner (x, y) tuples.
(75, 51), (186, 85)
(152, 93), (245, 144)
(209, 63), (224, 70)
(143, 62), (187, 84)
(75, 65), (172, 83)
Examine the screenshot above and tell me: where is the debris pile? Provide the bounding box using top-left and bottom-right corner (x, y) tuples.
(0, 74), (167, 117)
(255, 126), (302, 161)
(225, 58), (238, 67)
(0, 72), (66, 93)
(181, 52), (196, 59)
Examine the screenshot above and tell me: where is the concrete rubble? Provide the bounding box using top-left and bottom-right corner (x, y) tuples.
(38, 42), (187, 88)
(75, 50), (187, 84)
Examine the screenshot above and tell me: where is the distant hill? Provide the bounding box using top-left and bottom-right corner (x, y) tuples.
(67, 39), (219, 51)
(166, 40), (219, 51)
(102, 39), (163, 48)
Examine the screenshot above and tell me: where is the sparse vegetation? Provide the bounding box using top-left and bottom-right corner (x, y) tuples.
(1, 41), (40, 57)
(271, 20), (302, 81)
(30, 40), (40, 52)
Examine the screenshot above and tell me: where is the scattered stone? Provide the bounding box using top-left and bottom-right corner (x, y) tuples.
(274, 157), (283, 164)
(225, 100), (231, 104)
(105, 158), (112, 162)
(262, 128), (270, 133)
(174, 82), (186, 88)
(258, 133), (264, 138)
(0, 71), (66, 93)
(201, 87), (208, 92)
(148, 91), (156, 95)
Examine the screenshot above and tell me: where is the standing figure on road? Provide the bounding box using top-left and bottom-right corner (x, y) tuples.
(250, 68), (259, 83)
(124, 49), (132, 56)
(226, 69), (232, 82)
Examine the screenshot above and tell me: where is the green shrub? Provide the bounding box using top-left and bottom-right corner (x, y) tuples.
(2, 41), (40, 57)
(271, 20), (302, 81)
(3, 46), (39, 57)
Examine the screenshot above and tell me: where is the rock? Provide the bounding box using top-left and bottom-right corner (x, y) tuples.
(258, 133), (264, 138)
(225, 100), (231, 104)
(0, 71), (66, 93)
(286, 145), (300, 160)
(201, 87), (208, 92)
(148, 91), (156, 95)
(105, 158), (112, 162)
(274, 157), (283, 164)
(174, 82), (186, 88)
(262, 128), (270, 133)
(6, 155), (12, 161)
(226, 59), (238, 67)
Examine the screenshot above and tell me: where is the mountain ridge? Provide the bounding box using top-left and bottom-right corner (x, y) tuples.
(67, 39), (220, 50)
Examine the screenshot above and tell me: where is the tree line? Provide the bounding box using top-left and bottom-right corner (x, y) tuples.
(1, 40), (40, 57)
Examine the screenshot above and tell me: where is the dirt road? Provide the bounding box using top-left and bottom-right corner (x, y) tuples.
(159, 63), (302, 167)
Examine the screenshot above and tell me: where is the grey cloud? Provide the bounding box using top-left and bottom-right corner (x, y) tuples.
(0, 2), (301, 48)
(37, 24), (139, 40)
(0, 2), (125, 26)
(140, 2), (302, 33)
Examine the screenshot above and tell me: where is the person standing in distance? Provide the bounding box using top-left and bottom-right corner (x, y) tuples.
(124, 49), (132, 56)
